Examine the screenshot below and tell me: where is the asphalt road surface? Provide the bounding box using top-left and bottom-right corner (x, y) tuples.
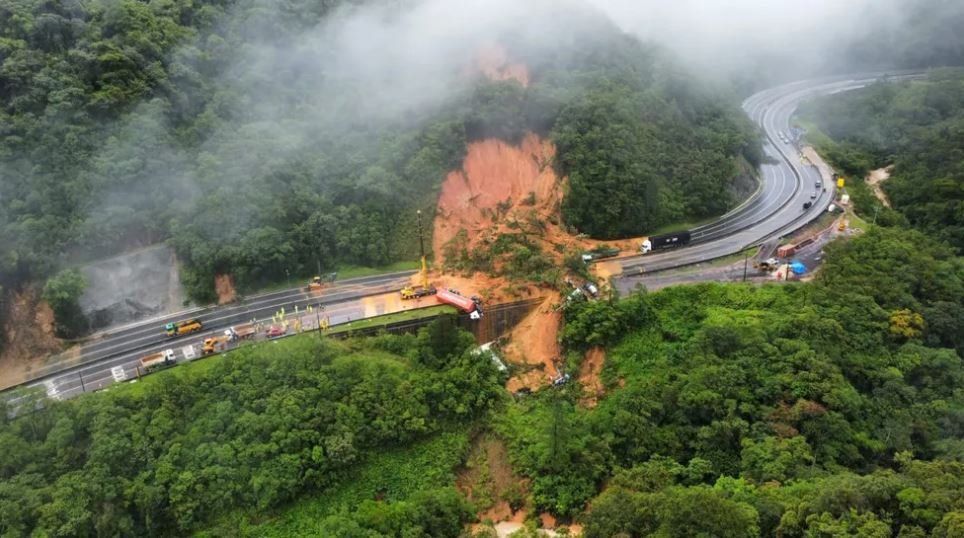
(2, 73), (919, 402)
(6, 271), (416, 398)
(614, 73), (919, 286)
(616, 220), (848, 294)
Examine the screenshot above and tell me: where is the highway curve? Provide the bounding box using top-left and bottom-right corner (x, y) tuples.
(3, 73), (920, 403)
(615, 72), (921, 283)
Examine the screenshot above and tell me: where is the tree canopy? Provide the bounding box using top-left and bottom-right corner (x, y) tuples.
(0, 318), (503, 535)
(799, 69), (964, 251)
(0, 0), (758, 306)
(497, 225), (964, 534)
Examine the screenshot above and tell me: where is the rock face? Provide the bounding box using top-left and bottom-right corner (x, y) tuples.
(79, 244), (185, 331)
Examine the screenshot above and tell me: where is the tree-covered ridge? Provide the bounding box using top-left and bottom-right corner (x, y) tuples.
(0, 316), (503, 535)
(497, 226), (964, 535)
(0, 0), (758, 304)
(551, 61), (760, 239)
(798, 69), (964, 250)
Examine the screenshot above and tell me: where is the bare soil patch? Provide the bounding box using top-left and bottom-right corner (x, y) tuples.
(473, 42), (530, 88)
(0, 288), (63, 387)
(457, 435), (526, 525)
(866, 166), (893, 208)
(578, 346), (606, 408)
(432, 133), (567, 263)
(503, 294), (561, 392)
(214, 274), (237, 305)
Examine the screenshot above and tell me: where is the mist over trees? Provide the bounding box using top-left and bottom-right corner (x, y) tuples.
(7, 0), (961, 305)
(0, 0), (754, 304)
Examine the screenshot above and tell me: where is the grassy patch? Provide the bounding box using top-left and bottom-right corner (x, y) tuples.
(327, 305), (458, 335)
(334, 260), (421, 280)
(646, 215), (719, 237)
(247, 261), (420, 295)
(108, 354), (222, 398)
(204, 430), (472, 537)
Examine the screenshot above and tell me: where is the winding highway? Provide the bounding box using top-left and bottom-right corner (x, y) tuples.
(2, 72), (922, 404)
(614, 72), (921, 283)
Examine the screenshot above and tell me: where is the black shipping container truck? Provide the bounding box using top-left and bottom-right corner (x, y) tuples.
(649, 231), (691, 250)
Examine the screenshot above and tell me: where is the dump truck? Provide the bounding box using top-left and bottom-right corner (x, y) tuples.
(581, 246), (620, 263)
(776, 244), (796, 258)
(229, 324), (256, 341)
(165, 319), (202, 337)
(776, 237), (816, 258)
(437, 289), (482, 319)
(641, 231), (691, 254)
(141, 349), (176, 371)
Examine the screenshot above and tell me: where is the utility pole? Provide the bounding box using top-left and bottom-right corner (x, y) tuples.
(285, 268), (291, 289)
(743, 251), (749, 282)
(79, 372), (86, 393)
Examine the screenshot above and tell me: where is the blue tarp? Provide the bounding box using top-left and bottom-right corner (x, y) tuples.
(790, 261), (807, 275)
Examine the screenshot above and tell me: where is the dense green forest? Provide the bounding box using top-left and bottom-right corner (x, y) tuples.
(498, 225), (964, 536)
(0, 0), (757, 308)
(798, 69), (964, 250)
(2, 225), (962, 537)
(0, 315), (502, 535)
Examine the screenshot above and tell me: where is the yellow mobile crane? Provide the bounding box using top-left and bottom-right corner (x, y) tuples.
(401, 210), (437, 300)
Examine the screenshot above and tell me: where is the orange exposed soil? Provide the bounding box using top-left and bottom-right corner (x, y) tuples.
(503, 294), (562, 392)
(432, 133), (567, 262)
(214, 274), (236, 304)
(578, 346), (607, 408)
(473, 42), (529, 88)
(0, 289), (63, 388)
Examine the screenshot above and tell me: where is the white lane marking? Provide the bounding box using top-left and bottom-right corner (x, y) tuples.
(43, 380), (60, 400)
(111, 366), (127, 382)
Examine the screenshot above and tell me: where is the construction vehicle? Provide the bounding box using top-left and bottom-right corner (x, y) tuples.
(754, 258), (781, 272)
(641, 231), (691, 254)
(776, 237), (816, 258)
(437, 288), (482, 319)
(141, 349), (176, 372)
(308, 276), (325, 292)
(400, 209), (437, 300)
(229, 324), (256, 341)
(308, 272), (337, 293)
(202, 335), (230, 355)
(165, 319), (202, 338)
(581, 246), (620, 263)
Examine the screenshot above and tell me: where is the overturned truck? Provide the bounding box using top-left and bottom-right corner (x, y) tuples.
(436, 289), (483, 320)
